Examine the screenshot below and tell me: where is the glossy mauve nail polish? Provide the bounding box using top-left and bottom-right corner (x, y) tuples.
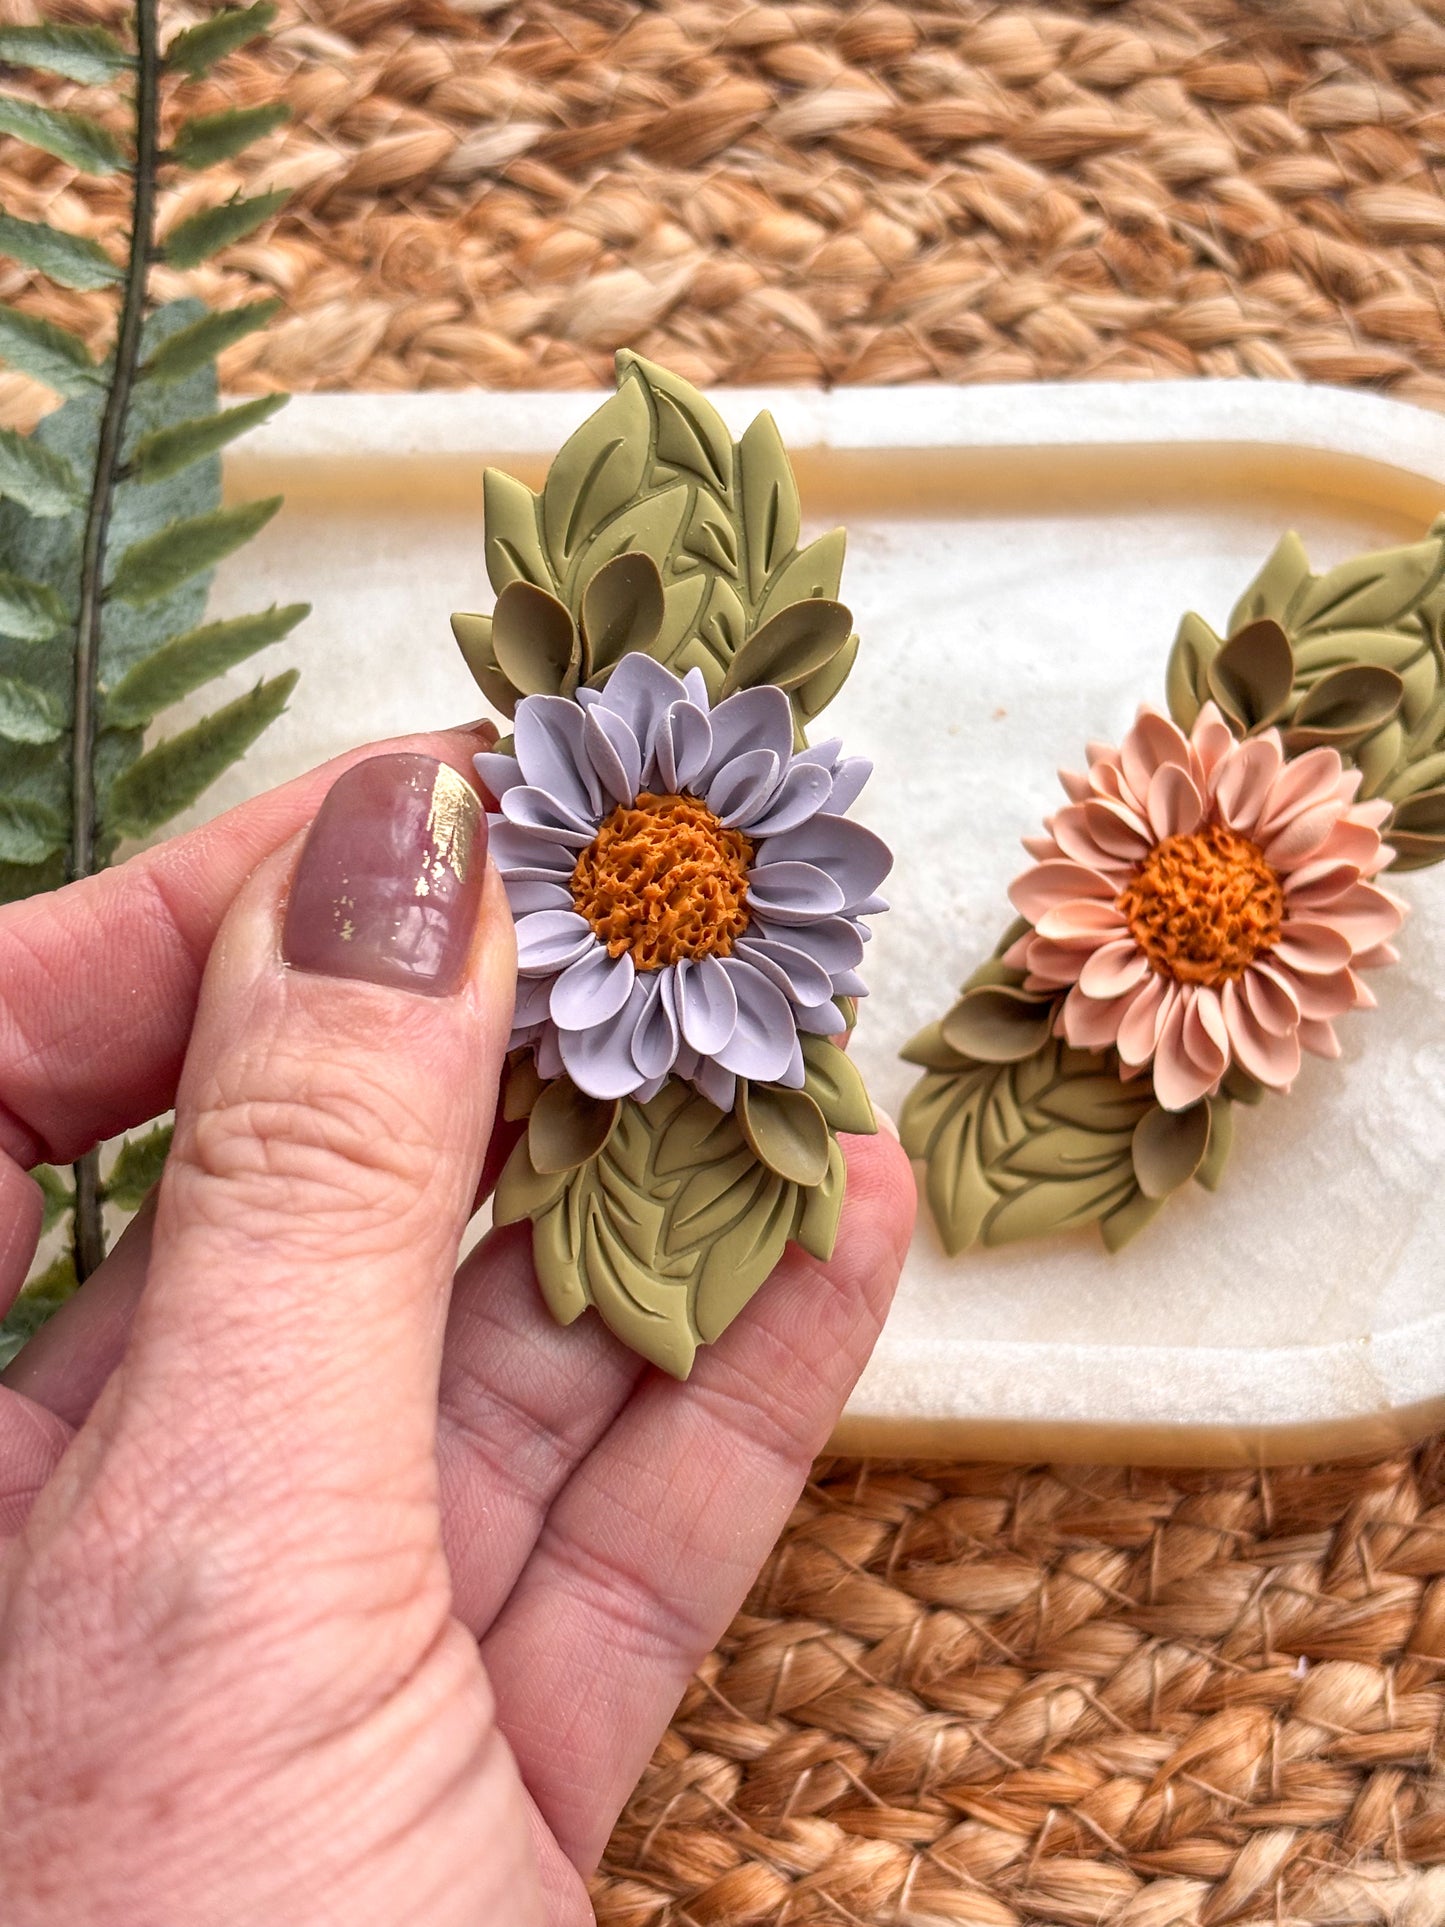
(282, 753), (486, 997)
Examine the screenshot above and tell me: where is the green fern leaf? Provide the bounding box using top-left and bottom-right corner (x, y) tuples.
(163, 190), (288, 270)
(164, 3), (276, 79)
(105, 602), (307, 727)
(104, 1122), (173, 1209)
(0, 425), (81, 516)
(0, 305), (98, 395)
(130, 394), (285, 485)
(109, 496), (282, 606)
(0, 571), (65, 642)
(141, 298), (280, 384)
(0, 675), (61, 745)
(0, 96), (126, 175)
(106, 670), (298, 837)
(0, 1249), (78, 1368)
(0, 211), (122, 291)
(170, 103), (287, 170)
(0, 23), (130, 85)
(0, 795), (64, 864)
(30, 1163), (73, 1234)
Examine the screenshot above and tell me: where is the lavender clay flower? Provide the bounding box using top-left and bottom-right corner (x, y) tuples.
(477, 654), (890, 1111)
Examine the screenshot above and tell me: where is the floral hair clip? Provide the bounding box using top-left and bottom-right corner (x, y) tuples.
(901, 524), (1445, 1255)
(453, 355), (889, 1376)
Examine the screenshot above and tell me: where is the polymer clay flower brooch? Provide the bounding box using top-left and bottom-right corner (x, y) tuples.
(902, 525), (1445, 1254)
(454, 353), (888, 1376)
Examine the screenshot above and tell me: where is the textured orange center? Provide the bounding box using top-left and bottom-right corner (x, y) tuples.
(570, 791), (754, 971)
(1118, 820), (1283, 986)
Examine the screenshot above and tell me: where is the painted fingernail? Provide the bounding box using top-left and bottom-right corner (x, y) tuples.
(282, 753), (486, 997)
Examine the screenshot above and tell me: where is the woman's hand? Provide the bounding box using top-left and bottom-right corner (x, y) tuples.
(0, 727), (916, 1927)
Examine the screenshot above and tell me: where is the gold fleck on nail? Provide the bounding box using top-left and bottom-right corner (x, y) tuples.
(426, 763), (479, 883)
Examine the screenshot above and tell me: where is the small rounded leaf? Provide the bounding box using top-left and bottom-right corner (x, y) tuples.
(1131, 1100), (1212, 1200)
(738, 1081), (830, 1187)
(940, 984), (1056, 1063)
(581, 550), (664, 677)
(1287, 663), (1404, 747)
(1206, 617), (1294, 732)
(528, 1075), (620, 1175)
(722, 598), (853, 696)
(491, 580), (581, 698)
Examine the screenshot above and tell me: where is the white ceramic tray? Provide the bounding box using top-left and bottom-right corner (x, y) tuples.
(180, 379), (1445, 1466)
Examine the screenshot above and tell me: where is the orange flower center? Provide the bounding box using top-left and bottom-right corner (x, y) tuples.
(1118, 820), (1283, 986)
(570, 791), (754, 971)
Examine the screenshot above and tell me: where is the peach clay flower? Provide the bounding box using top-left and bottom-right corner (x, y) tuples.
(1005, 701), (1407, 1111)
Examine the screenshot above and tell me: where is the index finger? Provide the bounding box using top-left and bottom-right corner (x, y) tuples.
(0, 721), (494, 1170)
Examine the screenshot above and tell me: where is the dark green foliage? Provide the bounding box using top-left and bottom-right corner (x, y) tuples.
(31, 1164), (73, 1233)
(104, 1122), (173, 1209)
(0, 428), (82, 517)
(142, 299), (280, 384)
(164, 3), (276, 79)
(106, 669), (298, 836)
(169, 102), (287, 170)
(163, 189), (288, 269)
(110, 495), (283, 604)
(0, 22), (130, 84)
(105, 602), (307, 726)
(0, 675), (61, 745)
(0, 1252), (78, 1370)
(0, 306), (97, 394)
(0, 94), (126, 173)
(0, 212), (121, 291)
(130, 393), (285, 485)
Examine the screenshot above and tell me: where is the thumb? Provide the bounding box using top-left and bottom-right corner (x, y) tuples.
(107, 751), (513, 1516)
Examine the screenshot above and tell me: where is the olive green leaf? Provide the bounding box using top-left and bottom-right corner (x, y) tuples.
(1284, 663), (1403, 751)
(0, 675), (61, 745)
(163, 190), (289, 270)
(1205, 616), (1293, 733)
(165, 2), (276, 78)
(451, 611), (518, 720)
(481, 467), (557, 596)
(169, 103), (288, 171)
(1227, 530), (1311, 633)
(1291, 538), (1444, 634)
(1195, 1096), (1234, 1191)
(1165, 611), (1222, 732)
(0, 425), (81, 517)
(737, 409), (801, 603)
(0, 572), (65, 643)
(738, 1080), (829, 1186)
(129, 394), (287, 485)
(528, 1075), (620, 1176)
(104, 1122), (173, 1210)
(0, 307), (98, 396)
(501, 1051), (545, 1123)
(104, 604), (308, 729)
(142, 299), (282, 384)
(105, 672), (299, 838)
(109, 497), (283, 605)
(0, 212), (122, 291)
(491, 580), (581, 698)
(794, 1135), (846, 1262)
(940, 982), (1057, 1064)
(800, 1034), (876, 1135)
(1131, 1101), (1211, 1200)
(0, 96), (126, 175)
(0, 22), (130, 83)
(580, 550), (664, 676)
(541, 376), (652, 579)
(0, 1250), (79, 1370)
(792, 631), (859, 730)
(721, 597), (852, 697)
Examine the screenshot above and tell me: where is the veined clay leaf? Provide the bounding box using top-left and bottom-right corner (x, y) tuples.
(0, 96), (126, 174)
(104, 1123), (174, 1210)
(105, 671), (298, 838)
(109, 496), (282, 605)
(169, 103), (288, 171)
(737, 409), (801, 604)
(141, 299), (280, 385)
(0, 675), (61, 744)
(0, 305), (98, 395)
(0, 795), (64, 864)
(163, 190), (289, 271)
(130, 394), (286, 485)
(0, 212), (121, 290)
(0, 23), (129, 83)
(0, 571), (65, 642)
(0, 425), (81, 516)
(104, 603), (308, 728)
(541, 375), (651, 576)
(483, 467), (554, 594)
(165, 3), (276, 79)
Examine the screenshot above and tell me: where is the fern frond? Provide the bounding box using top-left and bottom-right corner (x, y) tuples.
(141, 298), (280, 383)
(164, 4), (276, 79)
(0, 212), (122, 290)
(110, 495), (282, 605)
(106, 670), (298, 836)
(0, 96), (127, 174)
(0, 23), (130, 85)
(0, 676), (61, 744)
(162, 189), (288, 269)
(130, 393), (285, 484)
(104, 603), (307, 727)
(170, 102), (287, 170)
(0, 306), (99, 394)
(0, 427), (82, 516)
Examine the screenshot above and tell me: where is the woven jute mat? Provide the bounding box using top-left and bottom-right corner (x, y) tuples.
(6, 2), (1445, 1921)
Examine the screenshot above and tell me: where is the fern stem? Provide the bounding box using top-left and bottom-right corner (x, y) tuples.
(69, 0), (158, 1282)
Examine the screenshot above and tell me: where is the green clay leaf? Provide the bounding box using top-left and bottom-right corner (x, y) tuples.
(1100, 1187), (1163, 1253)
(1391, 788), (1445, 836)
(940, 983), (1056, 1063)
(793, 1135), (846, 1263)
(898, 1018), (973, 1074)
(0, 1250), (78, 1368)
(1286, 663), (1403, 747)
(162, 190), (289, 271)
(0, 795), (64, 864)
(491, 580), (580, 698)
(1195, 1097), (1234, 1191)
(528, 1077), (620, 1176)
(104, 603), (308, 728)
(1206, 617), (1294, 732)
(1131, 1101), (1212, 1200)
(800, 1034), (876, 1136)
(541, 375), (651, 577)
(0, 212), (121, 290)
(501, 1052), (545, 1123)
(450, 611), (517, 719)
(618, 349), (732, 493)
(721, 597), (852, 697)
(1227, 530), (1311, 633)
(0, 571), (65, 642)
(142, 299), (281, 384)
(580, 550), (663, 677)
(1165, 610), (1221, 731)
(0, 96), (126, 174)
(0, 23), (130, 84)
(737, 409), (801, 604)
(755, 526), (846, 628)
(30, 1163), (72, 1234)
(165, 2), (277, 78)
(1292, 538), (1445, 635)
(130, 394), (286, 485)
(169, 102), (288, 170)
(0, 674), (61, 745)
(482, 467), (554, 595)
(0, 305), (97, 395)
(104, 1122), (173, 1210)
(0, 424), (81, 515)
(738, 1081), (830, 1187)
(792, 631), (859, 728)
(109, 496), (283, 605)
(105, 671), (298, 838)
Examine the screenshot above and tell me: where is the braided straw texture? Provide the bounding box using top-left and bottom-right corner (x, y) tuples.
(6, 2), (1445, 1920)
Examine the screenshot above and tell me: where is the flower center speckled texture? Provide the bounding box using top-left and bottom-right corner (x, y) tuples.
(570, 791), (754, 970)
(1118, 820), (1284, 986)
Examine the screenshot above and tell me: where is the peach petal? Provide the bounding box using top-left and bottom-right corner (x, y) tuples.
(1244, 962), (1300, 1037)
(1182, 987), (1228, 1081)
(1060, 981), (1132, 1051)
(1248, 960), (1303, 1028)
(1190, 703), (1236, 788)
(1252, 745), (1342, 838)
(1002, 933), (1032, 969)
(1009, 859), (1117, 922)
(1263, 799), (1347, 870)
(1021, 833), (1058, 862)
(1281, 964), (1359, 1021)
(1116, 974), (1172, 1066)
(1271, 920), (1353, 974)
(1083, 796), (1152, 859)
(1353, 941), (1400, 970)
(1035, 900), (1128, 942)
(1222, 978), (1302, 1089)
(1298, 1016), (1341, 1059)
(1320, 820), (1391, 876)
(1051, 805), (1135, 874)
(1191, 983), (1230, 1058)
(1152, 994), (1218, 1110)
(1024, 936), (1095, 984)
(1079, 938), (1152, 998)
(1212, 735), (1283, 833)
(1146, 761), (1204, 842)
(1060, 767), (1091, 803)
(1090, 760), (1128, 805)
(1284, 857), (1360, 906)
(1315, 882), (1405, 952)
(1121, 707), (1191, 809)
(1349, 796), (1393, 831)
